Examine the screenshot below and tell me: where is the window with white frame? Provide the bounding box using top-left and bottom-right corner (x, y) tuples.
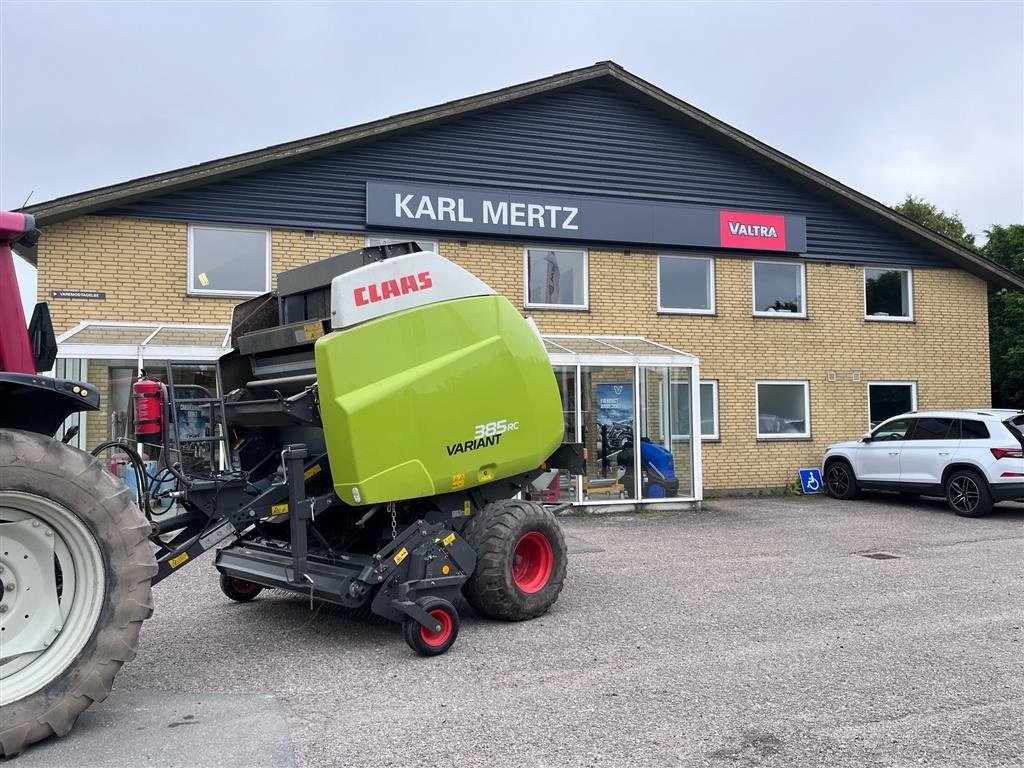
(867, 381), (917, 428)
(188, 225), (270, 296)
(670, 379), (719, 440)
(366, 235), (439, 253)
(658, 255), (715, 313)
(864, 267), (913, 320)
(752, 261), (805, 316)
(525, 248), (588, 309)
(756, 381), (810, 438)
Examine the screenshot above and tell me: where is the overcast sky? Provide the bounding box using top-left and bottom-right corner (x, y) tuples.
(2, 1), (1022, 316)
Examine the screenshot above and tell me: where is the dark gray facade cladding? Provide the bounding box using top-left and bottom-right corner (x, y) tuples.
(105, 82), (946, 268)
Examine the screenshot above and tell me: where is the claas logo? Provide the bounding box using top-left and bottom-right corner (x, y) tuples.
(353, 271), (433, 306)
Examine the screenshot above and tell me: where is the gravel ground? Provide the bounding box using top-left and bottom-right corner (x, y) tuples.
(99, 494), (1024, 767)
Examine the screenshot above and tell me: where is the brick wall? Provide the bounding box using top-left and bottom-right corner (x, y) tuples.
(83, 361), (110, 453)
(38, 216), (992, 491)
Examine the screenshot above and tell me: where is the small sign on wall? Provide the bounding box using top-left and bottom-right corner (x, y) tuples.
(51, 290), (106, 300)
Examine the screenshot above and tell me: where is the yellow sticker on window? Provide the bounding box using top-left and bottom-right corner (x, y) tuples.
(393, 547), (408, 565)
(169, 552), (189, 569)
(197, 272), (210, 287)
(451, 472), (465, 489)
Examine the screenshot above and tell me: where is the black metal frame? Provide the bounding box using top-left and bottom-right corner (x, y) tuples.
(145, 368), (577, 632)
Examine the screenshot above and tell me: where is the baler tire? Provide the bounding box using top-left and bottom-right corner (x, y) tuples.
(402, 596), (459, 656)
(461, 499), (567, 621)
(219, 574), (263, 603)
(0, 429), (156, 757)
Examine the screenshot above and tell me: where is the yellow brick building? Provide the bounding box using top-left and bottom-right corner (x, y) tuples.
(19, 62), (1023, 503)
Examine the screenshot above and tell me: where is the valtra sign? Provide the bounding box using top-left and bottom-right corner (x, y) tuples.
(366, 182), (806, 253)
(719, 211), (787, 250)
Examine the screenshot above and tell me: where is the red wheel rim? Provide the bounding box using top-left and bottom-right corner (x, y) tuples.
(512, 531), (554, 593)
(419, 608), (453, 647)
(231, 578), (259, 595)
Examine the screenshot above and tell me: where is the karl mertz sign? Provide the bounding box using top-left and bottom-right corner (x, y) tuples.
(366, 182), (807, 253)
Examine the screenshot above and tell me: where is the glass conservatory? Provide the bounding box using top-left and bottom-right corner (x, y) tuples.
(54, 323), (702, 506)
(533, 335), (702, 507)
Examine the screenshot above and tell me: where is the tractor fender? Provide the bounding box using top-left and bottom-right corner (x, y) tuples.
(0, 372), (99, 437)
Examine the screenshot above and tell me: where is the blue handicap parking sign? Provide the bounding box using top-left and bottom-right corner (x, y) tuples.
(798, 468), (823, 494)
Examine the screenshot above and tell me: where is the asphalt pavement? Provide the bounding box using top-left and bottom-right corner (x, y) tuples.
(24, 494), (1024, 767)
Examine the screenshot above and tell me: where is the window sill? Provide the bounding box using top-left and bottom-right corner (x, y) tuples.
(524, 304), (590, 313)
(756, 436), (814, 442)
(864, 316), (915, 324)
(186, 290), (266, 299)
(752, 312), (807, 320)
(658, 310), (717, 317)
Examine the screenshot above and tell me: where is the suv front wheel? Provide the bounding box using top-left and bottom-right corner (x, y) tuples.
(944, 469), (993, 518)
(825, 459), (860, 500)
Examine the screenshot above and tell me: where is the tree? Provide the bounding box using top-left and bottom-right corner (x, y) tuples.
(982, 223), (1024, 275)
(891, 197), (1024, 409)
(892, 194), (976, 247)
(982, 224), (1024, 408)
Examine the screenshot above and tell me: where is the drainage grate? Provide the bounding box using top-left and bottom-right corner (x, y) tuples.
(860, 552), (900, 560)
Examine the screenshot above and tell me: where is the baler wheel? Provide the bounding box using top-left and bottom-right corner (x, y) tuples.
(219, 574), (263, 603)
(0, 429), (156, 756)
(462, 499), (567, 621)
(402, 596), (459, 656)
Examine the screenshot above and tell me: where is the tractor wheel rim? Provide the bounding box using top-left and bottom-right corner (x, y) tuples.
(949, 477), (979, 513)
(419, 608), (452, 647)
(0, 491), (105, 706)
(827, 466), (850, 495)
(512, 531), (554, 594)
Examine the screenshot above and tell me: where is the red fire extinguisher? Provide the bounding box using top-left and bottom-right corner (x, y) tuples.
(132, 375), (164, 443)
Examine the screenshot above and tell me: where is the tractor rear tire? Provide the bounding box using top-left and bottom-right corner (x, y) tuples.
(0, 429), (156, 756)
(461, 499), (567, 621)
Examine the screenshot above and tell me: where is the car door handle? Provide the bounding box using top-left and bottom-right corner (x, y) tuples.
(938, 451), (951, 456)
(888, 451), (899, 455)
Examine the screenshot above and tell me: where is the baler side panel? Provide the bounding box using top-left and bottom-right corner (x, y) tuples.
(315, 294), (563, 504)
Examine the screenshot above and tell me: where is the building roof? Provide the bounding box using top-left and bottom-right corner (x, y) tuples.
(18, 61), (1024, 291)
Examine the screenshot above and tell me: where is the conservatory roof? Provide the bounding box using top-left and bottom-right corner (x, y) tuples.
(541, 335), (696, 367)
(55, 323), (695, 368)
(56, 321), (231, 361)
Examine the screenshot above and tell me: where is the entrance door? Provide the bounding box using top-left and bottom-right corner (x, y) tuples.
(580, 366), (637, 502)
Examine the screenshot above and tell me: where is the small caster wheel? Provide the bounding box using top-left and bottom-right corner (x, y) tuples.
(402, 596), (459, 656)
(220, 574), (263, 602)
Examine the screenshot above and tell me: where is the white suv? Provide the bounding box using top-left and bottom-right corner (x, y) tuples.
(822, 409), (1024, 517)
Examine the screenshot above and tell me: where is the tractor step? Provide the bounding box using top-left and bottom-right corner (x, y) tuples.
(215, 542), (373, 608)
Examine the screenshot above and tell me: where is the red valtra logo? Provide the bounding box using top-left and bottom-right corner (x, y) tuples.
(353, 271), (433, 306)
(719, 211), (787, 251)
